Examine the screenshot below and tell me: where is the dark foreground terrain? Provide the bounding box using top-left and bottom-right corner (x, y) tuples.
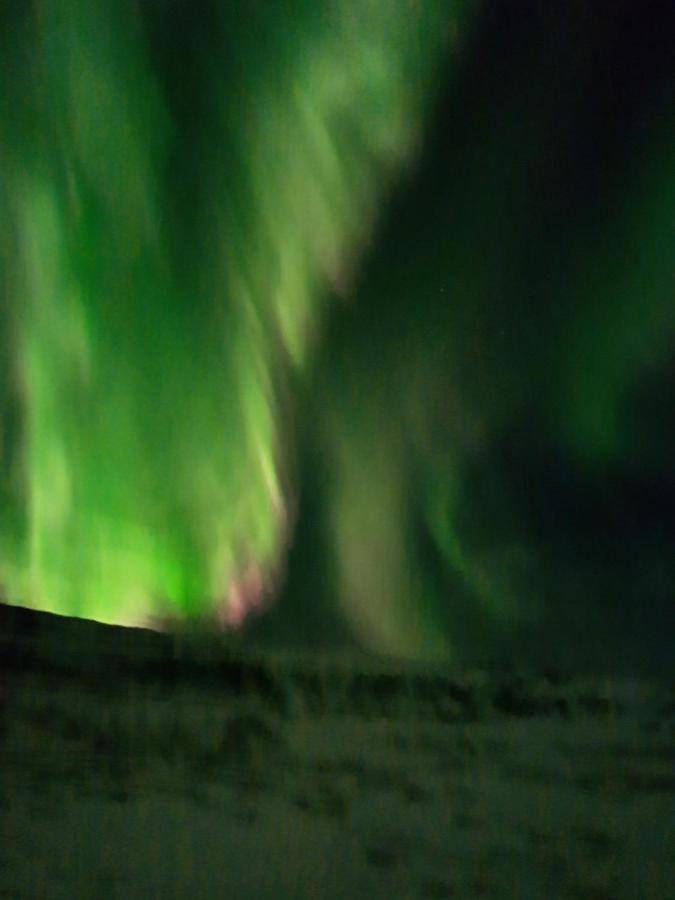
(1, 604), (673, 899)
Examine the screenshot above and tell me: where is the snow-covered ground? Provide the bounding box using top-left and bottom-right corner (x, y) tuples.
(1, 611), (673, 899)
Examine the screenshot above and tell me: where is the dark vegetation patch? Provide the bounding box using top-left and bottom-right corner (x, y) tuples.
(421, 879), (458, 898)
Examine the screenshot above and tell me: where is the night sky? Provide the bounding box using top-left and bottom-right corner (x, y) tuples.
(1, 0), (673, 676)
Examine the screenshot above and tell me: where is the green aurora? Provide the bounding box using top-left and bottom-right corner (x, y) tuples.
(1, 0), (673, 667)
(0, 0), (459, 631)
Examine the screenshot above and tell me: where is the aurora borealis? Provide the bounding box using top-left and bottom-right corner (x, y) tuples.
(0, 0), (457, 629)
(1, 0), (674, 671)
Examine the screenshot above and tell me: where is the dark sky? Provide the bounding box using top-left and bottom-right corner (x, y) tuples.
(267, 0), (675, 677)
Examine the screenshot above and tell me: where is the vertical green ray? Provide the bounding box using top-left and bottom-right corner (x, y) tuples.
(0, 0), (460, 627)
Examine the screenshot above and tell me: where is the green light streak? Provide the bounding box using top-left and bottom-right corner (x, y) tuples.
(555, 121), (675, 463)
(0, 0), (459, 632)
